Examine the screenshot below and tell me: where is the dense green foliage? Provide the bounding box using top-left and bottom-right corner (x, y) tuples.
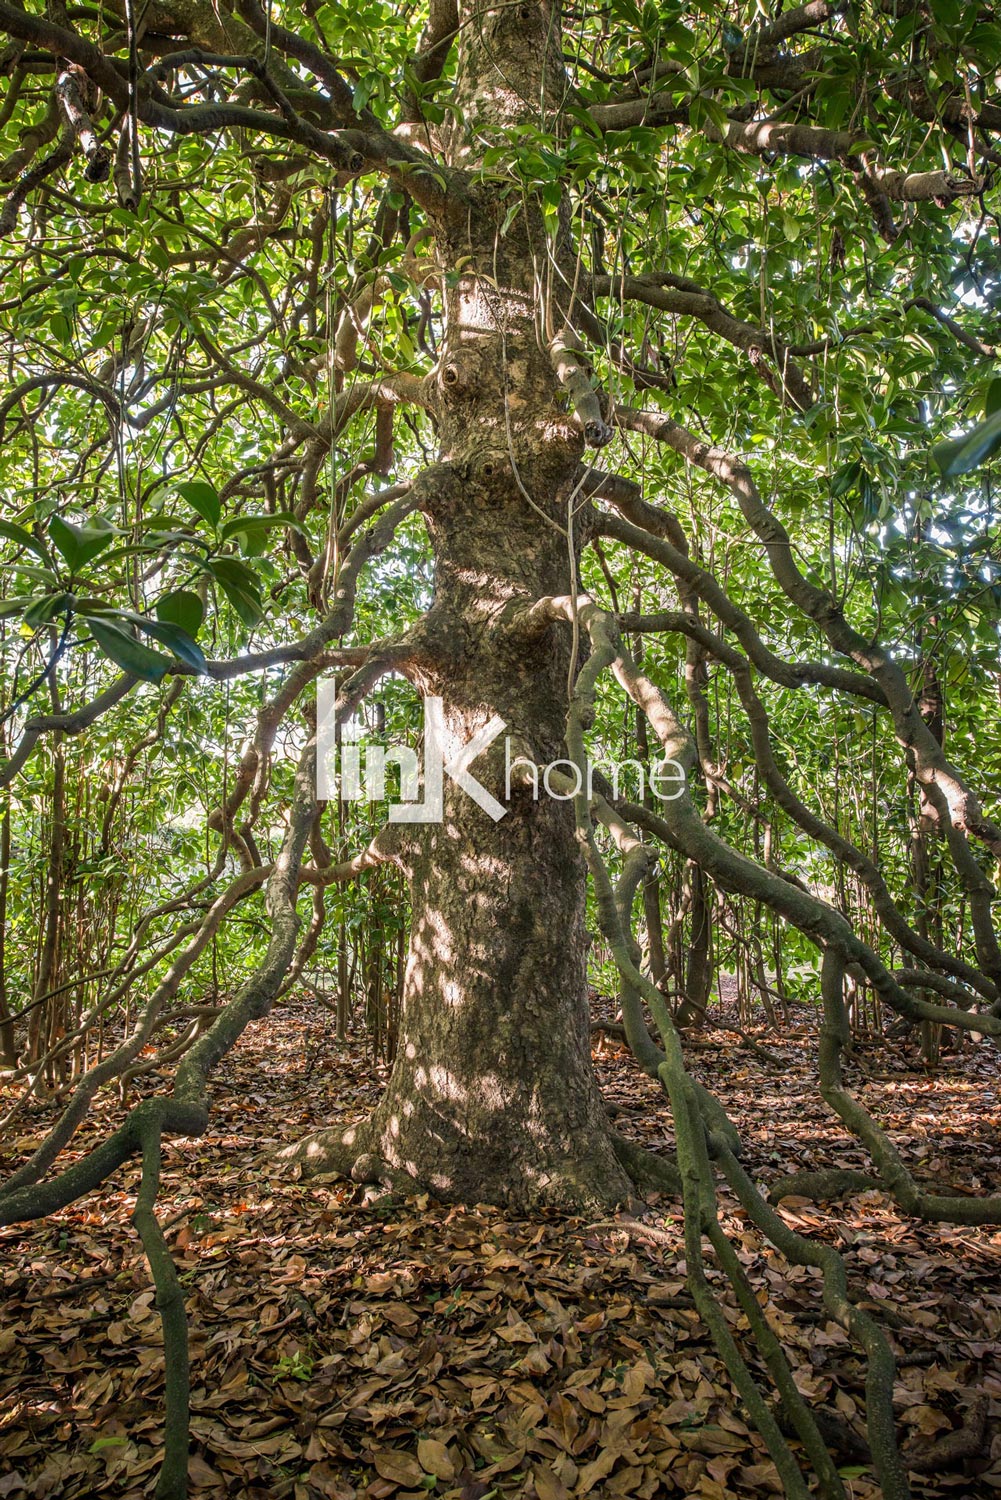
(2, 0), (1000, 1037)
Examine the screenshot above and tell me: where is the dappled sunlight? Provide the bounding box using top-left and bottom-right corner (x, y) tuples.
(5, 995), (1000, 1498)
(410, 908), (455, 968)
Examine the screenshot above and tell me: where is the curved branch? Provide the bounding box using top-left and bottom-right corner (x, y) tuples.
(610, 409), (1001, 891)
(556, 601), (856, 1498)
(817, 948), (1001, 1226)
(587, 469), (886, 704)
(592, 274), (813, 410)
(617, 604), (997, 1004)
(55, 63), (110, 181)
(1, 865), (267, 1195)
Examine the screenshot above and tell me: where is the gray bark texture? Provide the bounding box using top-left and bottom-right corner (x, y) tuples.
(290, 0), (631, 1208)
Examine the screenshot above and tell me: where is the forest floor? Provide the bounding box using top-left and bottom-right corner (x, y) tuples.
(1, 996), (1000, 1500)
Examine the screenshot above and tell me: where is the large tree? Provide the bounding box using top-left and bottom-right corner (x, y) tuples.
(2, 0), (1001, 1495)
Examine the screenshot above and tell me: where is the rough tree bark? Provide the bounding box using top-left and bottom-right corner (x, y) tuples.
(291, 0), (632, 1208)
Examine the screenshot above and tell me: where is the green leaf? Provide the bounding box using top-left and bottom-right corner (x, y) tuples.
(208, 555), (262, 591)
(0, 519), (48, 561)
(8, 564), (58, 587)
(206, 557), (265, 627)
(139, 620), (205, 671)
(218, 512), (304, 552)
(113, 611), (206, 672)
(88, 619), (172, 681)
(830, 460), (860, 497)
(156, 589), (204, 637)
(24, 592), (70, 628)
(930, 434), (970, 475)
(933, 408), (1001, 476)
(143, 529), (207, 552)
(177, 480), (221, 530)
(0, 597), (34, 619)
(500, 199), (521, 237)
(48, 516), (115, 574)
(216, 582), (265, 628)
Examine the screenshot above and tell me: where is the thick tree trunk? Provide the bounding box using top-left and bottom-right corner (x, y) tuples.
(361, 765), (629, 1210)
(293, 4), (633, 1209)
(296, 444), (632, 1207)
(296, 267), (632, 1206)
(376, 352), (636, 1200)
